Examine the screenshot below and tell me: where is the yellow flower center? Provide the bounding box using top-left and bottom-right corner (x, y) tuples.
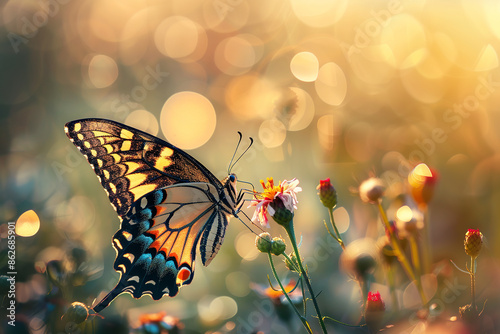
(255, 177), (282, 200)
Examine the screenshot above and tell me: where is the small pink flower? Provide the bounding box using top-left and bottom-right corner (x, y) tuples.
(248, 178), (302, 228)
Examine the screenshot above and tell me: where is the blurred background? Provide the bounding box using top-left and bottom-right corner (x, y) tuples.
(1, 0), (500, 333)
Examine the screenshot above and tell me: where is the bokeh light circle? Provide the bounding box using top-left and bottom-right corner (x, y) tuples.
(88, 55), (119, 88)
(287, 87), (315, 131)
(160, 92), (216, 149)
(291, 0), (347, 27)
(380, 14), (427, 69)
(259, 119), (287, 148)
(315, 62), (347, 106)
(125, 110), (159, 136)
(290, 52), (319, 82)
(16, 210), (40, 237)
(215, 34), (263, 75)
(154, 16), (207, 62)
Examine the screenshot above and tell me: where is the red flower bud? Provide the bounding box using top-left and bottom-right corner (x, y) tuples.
(365, 291), (385, 333)
(317, 178), (338, 209)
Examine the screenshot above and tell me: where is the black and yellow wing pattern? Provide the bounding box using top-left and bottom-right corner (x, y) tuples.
(65, 119), (242, 312)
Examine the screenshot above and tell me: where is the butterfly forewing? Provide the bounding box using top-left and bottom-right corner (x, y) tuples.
(64, 119), (222, 217)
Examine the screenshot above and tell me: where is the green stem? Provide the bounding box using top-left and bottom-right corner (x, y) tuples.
(409, 234), (422, 292)
(284, 219), (329, 334)
(421, 205), (431, 274)
(471, 256), (476, 310)
(328, 207), (345, 250)
(376, 201), (427, 306)
(267, 252), (313, 334)
(386, 263), (399, 312)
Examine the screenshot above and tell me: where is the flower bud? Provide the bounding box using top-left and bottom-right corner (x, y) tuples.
(317, 178), (337, 209)
(464, 229), (483, 258)
(256, 232), (273, 253)
(284, 252), (300, 272)
(46, 260), (65, 286)
(63, 302), (89, 325)
(408, 163), (438, 208)
(340, 238), (378, 279)
(365, 291), (385, 333)
(359, 178), (385, 204)
(269, 198), (293, 227)
(271, 237), (286, 256)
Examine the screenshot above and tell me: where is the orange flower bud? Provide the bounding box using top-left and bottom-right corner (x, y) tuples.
(408, 163), (438, 208)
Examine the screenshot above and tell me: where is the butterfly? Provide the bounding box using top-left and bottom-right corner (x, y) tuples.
(65, 118), (247, 312)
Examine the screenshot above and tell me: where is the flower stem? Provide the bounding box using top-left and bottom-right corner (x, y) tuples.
(386, 263), (399, 312)
(267, 252), (313, 334)
(376, 200), (427, 306)
(409, 234), (422, 292)
(284, 219), (329, 334)
(328, 207), (345, 250)
(471, 256), (476, 310)
(421, 205), (432, 274)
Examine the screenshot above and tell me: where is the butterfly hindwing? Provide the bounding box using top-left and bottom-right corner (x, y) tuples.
(64, 118), (222, 217)
(92, 183), (228, 312)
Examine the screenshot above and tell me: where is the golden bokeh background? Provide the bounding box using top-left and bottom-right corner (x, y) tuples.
(2, 0), (500, 332)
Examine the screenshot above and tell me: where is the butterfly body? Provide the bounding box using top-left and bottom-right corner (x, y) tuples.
(64, 119), (243, 312)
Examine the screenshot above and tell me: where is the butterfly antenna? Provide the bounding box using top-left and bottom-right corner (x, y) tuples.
(229, 136), (254, 173)
(228, 132), (243, 175)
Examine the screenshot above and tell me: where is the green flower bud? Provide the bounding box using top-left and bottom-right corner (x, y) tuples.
(464, 229), (483, 259)
(255, 232), (273, 253)
(271, 237), (286, 256)
(63, 302), (89, 325)
(317, 178), (337, 209)
(284, 252), (300, 272)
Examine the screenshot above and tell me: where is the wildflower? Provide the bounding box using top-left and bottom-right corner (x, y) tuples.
(62, 302), (89, 325)
(317, 178), (337, 209)
(408, 163), (438, 208)
(252, 280), (302, 305)
(251, 280), (302, 323)
(135, 311), (184, 334)
(340, 238), (378, 279)
(365, 291), (385, 333)
(271, 237), (286, 256)
(249, 178), (302, 228)
(395, 205), (424, 237)
(464, 229), (483, 259)
(255, 232), (273, 253)
(359, 177), (385, 204)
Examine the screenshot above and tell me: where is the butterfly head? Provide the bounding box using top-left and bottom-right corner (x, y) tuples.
(223, 173), (238, 193)
(221, 173), (244, 214)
